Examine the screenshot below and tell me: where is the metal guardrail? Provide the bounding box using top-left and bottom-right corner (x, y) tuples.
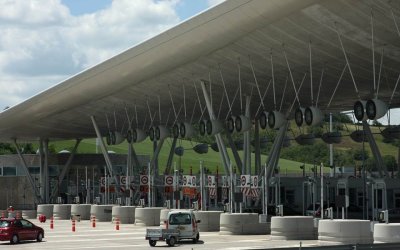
(256, 242), (400, 250)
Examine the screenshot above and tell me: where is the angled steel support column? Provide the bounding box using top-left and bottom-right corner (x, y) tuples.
(150, 138), (165, 175)
(127, 141), (132, 177)
(153, 140), (159, 175)
(266, 122), (289, 182)
(128, 143), (141, 175)
(200, 80), (231, 177)
(363, 121), (388, 177)
(127, 141), (133, 205)
(258, 121), (288, 181)
(39, 139), (45, 203)
(242, 131), (248, 174)
(91, 116), (114, 175)
(43, 139), (50, 204)
(226, 134), (242, 175)
(50, 139), (81, 202)
(254, 117), (261, 175)
(215, 138), (230, 175)
(259, 134), (277, 178)
(165, 137), (177, 174)
(13, 140), (41, 204)
(244, 96), (251, 175)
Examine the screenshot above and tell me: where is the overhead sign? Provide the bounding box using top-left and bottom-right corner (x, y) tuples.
(183, 175), (196, 187)
(100, 177), (116, 193)
(191, 176), (197, 187)
(240, 175), (250, 188)
(120, 176), (126, 192)
(209, 187), (216, 198)
(120, 176), (127, 185)
(182, 187), (196, 197)
(119, 176), (134, 192)
(222, 176), (229, 187)
(106, 176), (116, 185)
(140, 175), (149, 186)
(251, 175), (258, 188)
(165, 175), (174, 186)
(207, 175), (216, 187)
(183, 175), (188, 186)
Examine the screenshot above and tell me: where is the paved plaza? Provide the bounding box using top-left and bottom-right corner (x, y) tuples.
(0, 219), (319, 250)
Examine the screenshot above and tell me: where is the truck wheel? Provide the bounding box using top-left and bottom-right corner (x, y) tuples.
(167, 236), (176, 247)
(149, 240), (156, 247)
(193, 233), (200, 243)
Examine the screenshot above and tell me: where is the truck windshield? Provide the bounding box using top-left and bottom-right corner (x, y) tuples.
(169, 213), (191, 225)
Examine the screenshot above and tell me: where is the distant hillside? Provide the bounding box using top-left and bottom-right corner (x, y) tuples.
(50, 138), (318, 175)
(49, 121), (399, 175)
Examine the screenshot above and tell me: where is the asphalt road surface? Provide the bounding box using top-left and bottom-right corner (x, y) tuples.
(1, 219), (320, 250)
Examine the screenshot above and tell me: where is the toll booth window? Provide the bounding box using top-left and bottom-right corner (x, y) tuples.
(28, 167), (40, 175)
(169, 213), (191, 225)
(49, 165), (59, 176)
(3, 167), (16, 176)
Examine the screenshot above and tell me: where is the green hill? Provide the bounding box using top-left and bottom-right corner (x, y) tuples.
(49, 121), (399, 175)
(50, 138), (317, 175)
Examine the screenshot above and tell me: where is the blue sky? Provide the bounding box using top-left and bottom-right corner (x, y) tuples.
(61, 0), (212, 20)
(61, 0), (112, 15)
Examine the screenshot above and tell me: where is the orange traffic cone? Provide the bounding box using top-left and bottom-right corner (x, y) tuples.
(72, 219), (76, 232)
(50, 216), (54, 229)
(92, 215), (96, 228)
(115, 217), (120, 231)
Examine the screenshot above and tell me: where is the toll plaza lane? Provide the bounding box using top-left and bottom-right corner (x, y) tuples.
(0, 219), (319, 250)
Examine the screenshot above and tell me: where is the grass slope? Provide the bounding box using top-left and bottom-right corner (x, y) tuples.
(51, 138), (317, 175)
(50, 122), (398, 175)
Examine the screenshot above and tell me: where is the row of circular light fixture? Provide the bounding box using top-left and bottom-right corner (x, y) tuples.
(105, 99), (389, 146)
(105, 107), (324, 145)
(354, 99), (388, 122)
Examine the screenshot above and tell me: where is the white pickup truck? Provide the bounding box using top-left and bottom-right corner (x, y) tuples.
(145, 210), (201, 247)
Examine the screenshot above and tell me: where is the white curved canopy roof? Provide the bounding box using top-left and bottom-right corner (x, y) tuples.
(0, 0), (399, 141)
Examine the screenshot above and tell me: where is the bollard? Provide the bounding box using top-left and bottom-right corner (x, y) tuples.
(16, 211), (21, 219)
(116, 217), (120, 231)
(1, 211), (4, 218)
(72, 219), (76, 232)
(92, 215), (96, 228)
(39, 214), (47, 223)
(50, 216), (54, 229)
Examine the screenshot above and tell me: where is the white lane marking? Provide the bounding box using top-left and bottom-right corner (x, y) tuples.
(46, 232), (142, 238)
(41, 244), (150, 249)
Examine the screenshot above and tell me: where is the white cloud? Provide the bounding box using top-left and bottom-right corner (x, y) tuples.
(0, 0), (180, 109)
(0, 0), (399, 126)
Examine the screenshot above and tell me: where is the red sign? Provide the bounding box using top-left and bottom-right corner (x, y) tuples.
(182, 187), (197, 198)
(140, 186), (149, 193)
(164, 186), (173, 193)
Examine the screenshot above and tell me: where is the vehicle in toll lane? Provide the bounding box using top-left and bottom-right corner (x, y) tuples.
(145, 210), (200, 247)
(0, 218), (44, 244)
